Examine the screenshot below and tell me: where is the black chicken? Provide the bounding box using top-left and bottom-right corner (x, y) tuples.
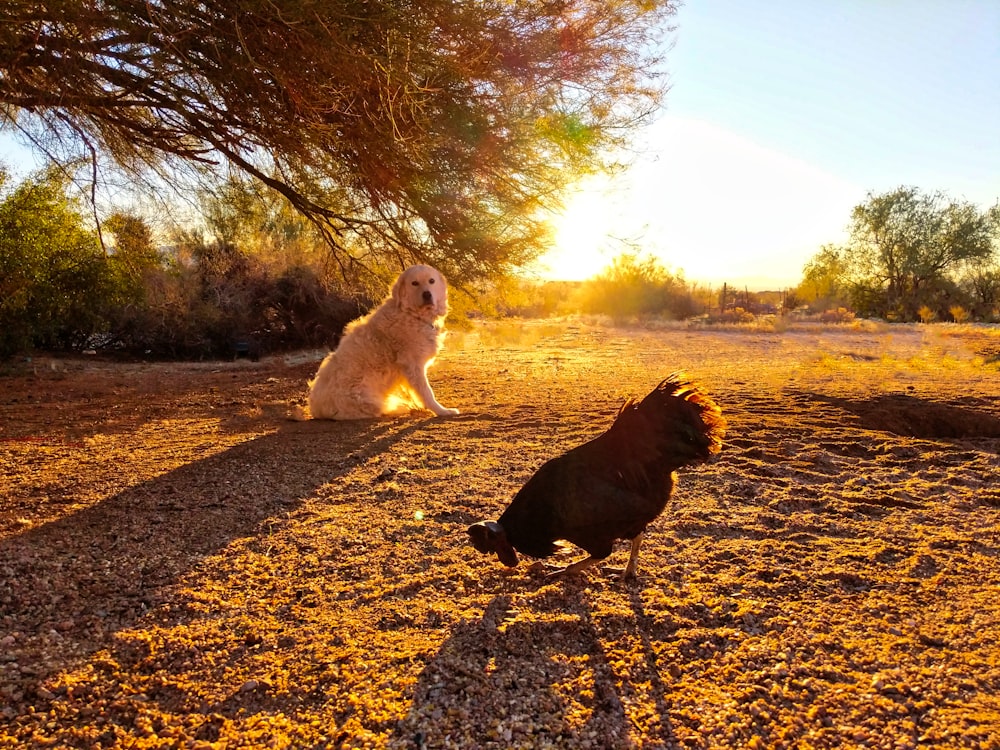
(468, 373), (725, 579)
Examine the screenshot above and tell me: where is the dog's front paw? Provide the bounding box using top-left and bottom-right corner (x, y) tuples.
(435, 407), (461, 417)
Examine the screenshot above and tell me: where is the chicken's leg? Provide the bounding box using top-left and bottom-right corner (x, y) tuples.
(545, 533), (646, 580)
(599, 533), (645, 580)
(622, 533), (644, 579)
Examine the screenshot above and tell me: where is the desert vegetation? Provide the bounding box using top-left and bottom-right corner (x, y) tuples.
(793, 188), (1000, 323)
(4, 165), (998, 363)
(1, 0), (675, 284)
(3, 4), (999, 748)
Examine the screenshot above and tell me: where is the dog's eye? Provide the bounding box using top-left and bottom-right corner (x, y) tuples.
(411, 280), (419, 286)
(429, 278), (435, 284)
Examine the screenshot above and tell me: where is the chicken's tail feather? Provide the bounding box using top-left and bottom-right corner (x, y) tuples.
(610, 371), (726, 463)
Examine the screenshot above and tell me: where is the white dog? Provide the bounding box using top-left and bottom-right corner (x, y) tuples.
(306, 265), (460, 419)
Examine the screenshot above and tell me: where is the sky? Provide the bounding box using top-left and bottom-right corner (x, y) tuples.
(538, 0), (1000, 289)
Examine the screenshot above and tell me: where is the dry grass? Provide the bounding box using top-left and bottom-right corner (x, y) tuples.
(1, 319), (999, 749)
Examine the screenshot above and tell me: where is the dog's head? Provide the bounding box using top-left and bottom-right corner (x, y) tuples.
(391, 264), (448, 320)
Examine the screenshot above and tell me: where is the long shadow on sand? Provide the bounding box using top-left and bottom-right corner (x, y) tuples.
(0, 416), (430, 703)
(395, 583), (681, 749)
(795, 392), (1000, 448)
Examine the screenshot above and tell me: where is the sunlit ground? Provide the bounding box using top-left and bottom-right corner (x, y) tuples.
(1, 319), (999, 748)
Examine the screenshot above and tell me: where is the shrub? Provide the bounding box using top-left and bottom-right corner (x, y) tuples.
(101, 242), (366, 359)
(710, 307), (756, 324)
(573, 252), (702, 320)
(819, 307), (856, 324)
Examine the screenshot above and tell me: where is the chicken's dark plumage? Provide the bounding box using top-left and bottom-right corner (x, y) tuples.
(468, 373), (725, 579)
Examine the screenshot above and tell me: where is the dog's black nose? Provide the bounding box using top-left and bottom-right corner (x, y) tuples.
(422, 290), (433, 303)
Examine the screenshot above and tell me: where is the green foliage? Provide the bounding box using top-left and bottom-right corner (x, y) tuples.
(797, 188), (1000, 322)
(0, 168), (365, 359)
(795, 244), (850, 311)
(844, 187), (996, 321)
(0, 167), (114, 356)
(958, 236), (1000, 321)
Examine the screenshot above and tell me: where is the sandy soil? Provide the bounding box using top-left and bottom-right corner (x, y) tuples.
(1, 319), (999, 749)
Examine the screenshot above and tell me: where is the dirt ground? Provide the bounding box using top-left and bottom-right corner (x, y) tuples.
(1, 319), (999, 749)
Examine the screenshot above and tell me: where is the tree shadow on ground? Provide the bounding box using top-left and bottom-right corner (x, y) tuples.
(795, 392), (1000, 448)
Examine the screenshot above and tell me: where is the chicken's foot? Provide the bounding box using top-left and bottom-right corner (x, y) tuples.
(543, 556), (601, 579)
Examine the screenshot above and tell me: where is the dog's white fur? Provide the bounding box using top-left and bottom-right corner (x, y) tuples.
(306, 265), (459, 420)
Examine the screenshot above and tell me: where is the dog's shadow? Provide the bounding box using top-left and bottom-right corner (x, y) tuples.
(0, 415), (426, 697)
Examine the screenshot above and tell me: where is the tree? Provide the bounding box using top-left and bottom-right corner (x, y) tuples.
(0, 1), (676, 284)
(0, 167), (113, 355)
(955, 204), (1000, 320)
(796, 244), (848, 311)
(195, 175), (336, 276)
(842, 187), (996, 320)
(105, 212), (163, 288)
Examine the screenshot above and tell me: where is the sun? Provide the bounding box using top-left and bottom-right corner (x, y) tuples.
(534, 179), (623, 281)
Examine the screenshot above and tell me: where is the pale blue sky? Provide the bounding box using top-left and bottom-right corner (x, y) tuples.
(542, 0), (1000, 288)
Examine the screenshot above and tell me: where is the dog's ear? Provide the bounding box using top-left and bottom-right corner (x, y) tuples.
(434, 271), (449, 316)
(390, 268), (410, 309)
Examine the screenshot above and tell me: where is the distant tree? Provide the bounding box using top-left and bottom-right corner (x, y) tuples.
(0, 167), (112, 355)
(842, 187), (995, 320)
(0, 1), (677, 284)
(957, 204), (1000, 320)
(104, 212), (163, 289)
(194, 176), (327, 271)
(961, 261), (1000, 320)
(795, 244), (849, 311)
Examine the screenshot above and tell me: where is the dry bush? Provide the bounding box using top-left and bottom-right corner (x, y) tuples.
(709, 307), (756, 325)
(819, 307), (856, 324)
(102, 243), (366, 359)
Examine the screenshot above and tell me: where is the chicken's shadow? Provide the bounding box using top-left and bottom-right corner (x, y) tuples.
(395, 585), (681, 748)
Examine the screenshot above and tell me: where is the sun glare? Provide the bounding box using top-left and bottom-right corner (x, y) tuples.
(536, 184), (622, 281)
(534, 116), (859, 289)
